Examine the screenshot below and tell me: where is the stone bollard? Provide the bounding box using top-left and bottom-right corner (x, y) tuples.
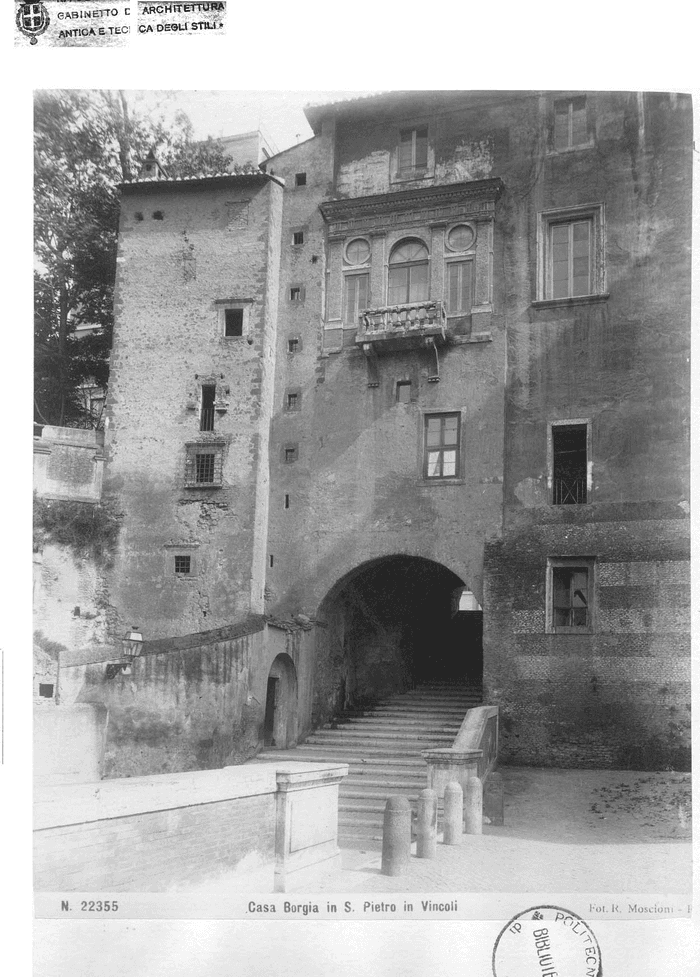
(381, 795), (412, 876)
(416, 788), (438, 859)
(464, 776), (483, 834)
(443, 781), (463, 845)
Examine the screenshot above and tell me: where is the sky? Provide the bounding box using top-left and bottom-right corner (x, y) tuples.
(131, 90), (374, 156)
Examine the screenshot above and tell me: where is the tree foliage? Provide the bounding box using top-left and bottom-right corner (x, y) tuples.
(34, 90), (233, 427)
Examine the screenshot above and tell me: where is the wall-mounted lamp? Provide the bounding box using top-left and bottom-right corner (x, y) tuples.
(106, 627), (143, 679)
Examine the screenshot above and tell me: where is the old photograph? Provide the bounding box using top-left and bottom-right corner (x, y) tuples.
(31, 89), (691, 932)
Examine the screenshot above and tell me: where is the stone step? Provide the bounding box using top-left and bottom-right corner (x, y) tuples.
(327, 718), (462, 731)
(305, 729), (456, 744)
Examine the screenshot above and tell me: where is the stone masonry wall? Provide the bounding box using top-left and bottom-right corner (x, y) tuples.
(104, 176), (283, 639)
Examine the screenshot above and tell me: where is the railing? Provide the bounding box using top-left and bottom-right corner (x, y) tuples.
(552, 476), (587, 505)
(451, 705), (499, 782)
(358, 300), (446, 337)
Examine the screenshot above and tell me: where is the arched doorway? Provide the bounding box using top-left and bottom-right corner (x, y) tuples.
(314, 555), (483, 721)
(263, 654), (298, 749)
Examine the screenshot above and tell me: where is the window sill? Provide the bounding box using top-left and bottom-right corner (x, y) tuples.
(423, 477), (465, 486)
(532, 293), (609, 310)
(547, 628), (593, 635)
(391, 169), (433, 184)
(183, 483), (223, 490)
(547, 141), (596, 156)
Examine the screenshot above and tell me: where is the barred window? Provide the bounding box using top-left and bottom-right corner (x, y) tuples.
(175, 555), (191, 575)
(184, 442), (224, 488)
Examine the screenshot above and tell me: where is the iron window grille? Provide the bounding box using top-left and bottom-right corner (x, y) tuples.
(200, 385), (216, 432)
(175, 555), (191, 574)
(184, 443), (224, 487)
(552, 424), (588, 504)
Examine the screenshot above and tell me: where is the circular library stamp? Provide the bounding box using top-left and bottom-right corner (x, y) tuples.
(493, 905), (602, 977)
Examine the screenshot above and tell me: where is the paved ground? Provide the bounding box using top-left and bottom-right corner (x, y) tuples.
(182, 768), (692, 895)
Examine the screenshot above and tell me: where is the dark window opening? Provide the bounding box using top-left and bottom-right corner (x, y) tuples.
(269, 554), (274, 568)
(195, 453), (215, 483)
(39, 684), (54, 699)
(286, 392), (299, 411)
(552, 566), (589, 629)
(284, 494), (290, 509)
(285, 447), (298, 463)
(288, 338), (299, 353)
(295, 172), (307, 187)
(552, 425), (587, 504)
(293, 231), (304, 245)
(225, 308), (244, 337)
(290, 287), (303, 302)
(175, 555), (191, 574)
(135, 212), (144, 222)
(424, 413), (460, 478)
(396, 381), (411, 403)
(152, 211), (164, 220)
(200, 384), (216, 431)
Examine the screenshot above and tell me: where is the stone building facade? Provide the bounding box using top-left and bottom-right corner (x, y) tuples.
(87, 91), (690, 773)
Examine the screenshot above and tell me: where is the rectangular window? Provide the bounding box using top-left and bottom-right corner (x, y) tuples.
(39, 684), (54, 698)
(225, 308), (244, 337)
(284, 446), (298, 463)
(200, 384), (216, 432)
(538, 205), (604, 303)
(424, 413), (460, 478)
(289, 286), (305, 302)
(399, 126), (428, 172)
(554, 96), (588, 151)
(184, 442), (224, 487)
(547, 559), (595, 633)
(387, 264), (429, 305)
(344, 273), (369, 325)
(286, 392), (299, 411)
(552, 424), (588, 504)
(396, 381), (411, 403)
(292, 231), (304, 245)
(175, 555), (191, 575)
(446, 260), (474, 315)
(284, 494), (291, 509)
(196, 453), (215, 483)
(550, 220), (591, 298)
(295, 172), (307, 187)
(288, 338), (299, 353)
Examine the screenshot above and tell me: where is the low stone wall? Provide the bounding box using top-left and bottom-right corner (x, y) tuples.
(34, 761), (347, 893)
(34, 426), (104, 503)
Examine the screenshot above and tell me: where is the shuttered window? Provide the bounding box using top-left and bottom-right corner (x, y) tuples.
(554, 97), (588, 150)
(344, 273), (369, 325)
(550, 220), (591, 298)
(399, 126), (428, 172)
(446, 260), (473, 315)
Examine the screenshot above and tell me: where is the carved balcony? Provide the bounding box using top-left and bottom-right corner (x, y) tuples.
(355, 300), (446, 354)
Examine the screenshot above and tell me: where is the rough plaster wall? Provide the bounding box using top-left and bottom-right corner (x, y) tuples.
(33, 545), (109, 656)
(105, 181), (280, 638)
(63, 624), (315, 778)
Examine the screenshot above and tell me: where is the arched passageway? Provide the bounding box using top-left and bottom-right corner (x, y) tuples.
(314, 556), (483, 721)
(263, 653), (298, 748)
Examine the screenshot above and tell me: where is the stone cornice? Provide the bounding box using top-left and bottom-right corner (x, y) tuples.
(320, 178), (504, 231)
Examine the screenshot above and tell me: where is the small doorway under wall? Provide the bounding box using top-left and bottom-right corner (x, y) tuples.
(263, 653), (298, 749)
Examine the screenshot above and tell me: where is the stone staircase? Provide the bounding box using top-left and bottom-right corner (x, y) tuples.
(260, 682), (482, 849)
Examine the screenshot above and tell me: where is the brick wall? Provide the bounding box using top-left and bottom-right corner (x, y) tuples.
(35, 791), (274, 891)
(484, 515), (691, 769)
